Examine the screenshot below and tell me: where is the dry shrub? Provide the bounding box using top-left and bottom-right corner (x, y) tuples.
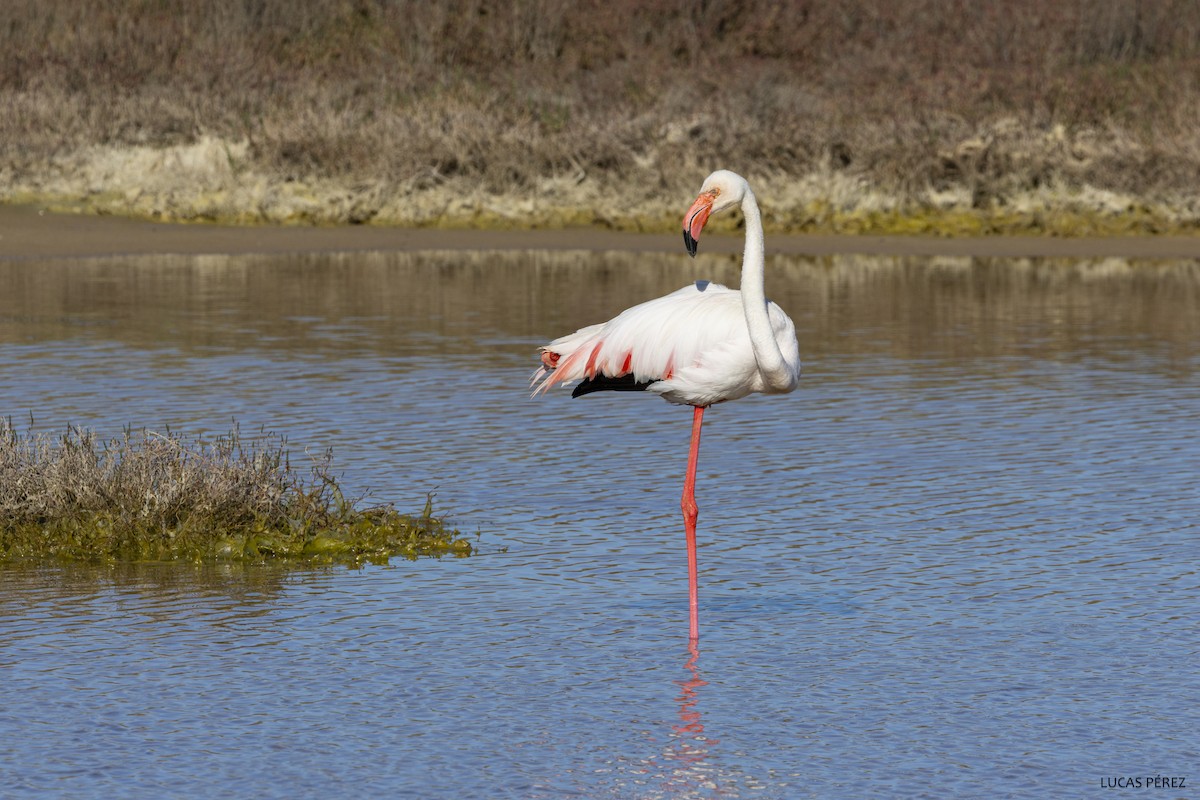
(0, 421), (470, 562)
(2, 0), (1199, 224)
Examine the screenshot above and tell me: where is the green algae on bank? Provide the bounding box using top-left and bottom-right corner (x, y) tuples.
(0, 422), (474, 564)
(11, 184), (1200, 240)
(775, 205), (1192, 238)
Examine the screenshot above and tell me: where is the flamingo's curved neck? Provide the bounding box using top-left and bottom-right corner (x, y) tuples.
(739, 190), (791, 390)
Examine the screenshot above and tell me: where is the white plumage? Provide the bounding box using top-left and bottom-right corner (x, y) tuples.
(530, 279), (800, 407)
(531, 170), (801, 408)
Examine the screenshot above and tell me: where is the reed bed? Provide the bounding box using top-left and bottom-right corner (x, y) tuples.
(0, 421), (471, 563)
(2, 0), (1200, 233)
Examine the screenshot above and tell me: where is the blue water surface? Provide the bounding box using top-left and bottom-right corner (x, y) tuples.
(1, 251), (1197, 799)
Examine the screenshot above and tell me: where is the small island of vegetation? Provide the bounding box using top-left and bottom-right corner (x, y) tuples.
(0, 421), (472, 564)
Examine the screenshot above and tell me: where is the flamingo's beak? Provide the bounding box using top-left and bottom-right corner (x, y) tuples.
(682, 191), (716, 258)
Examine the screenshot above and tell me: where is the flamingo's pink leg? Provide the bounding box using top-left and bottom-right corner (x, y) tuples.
(682, 405), (704, 641)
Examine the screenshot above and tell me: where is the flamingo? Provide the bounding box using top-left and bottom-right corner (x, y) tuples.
(530, 170), (801, 641)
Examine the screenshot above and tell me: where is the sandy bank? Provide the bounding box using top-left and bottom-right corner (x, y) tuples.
(6, 130), (1200, 243)
(3, 204), (1200, 261)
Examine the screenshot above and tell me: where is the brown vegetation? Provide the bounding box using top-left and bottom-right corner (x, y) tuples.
(0, 421), (471, 562)
(2, 0), (1200, 232)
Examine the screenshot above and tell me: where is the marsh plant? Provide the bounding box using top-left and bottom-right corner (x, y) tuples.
(4, 1), (1200, 232)
(0, 421), (471, 563)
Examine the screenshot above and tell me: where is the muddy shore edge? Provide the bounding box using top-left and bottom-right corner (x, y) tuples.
(3, 203), (1200, 261)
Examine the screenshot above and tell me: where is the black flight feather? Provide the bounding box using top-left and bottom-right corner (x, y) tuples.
(572, 374), (656, 398)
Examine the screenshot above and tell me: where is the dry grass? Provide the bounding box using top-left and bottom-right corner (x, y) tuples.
(2, 0), (1200, 232)
(0, 420), (472, 563)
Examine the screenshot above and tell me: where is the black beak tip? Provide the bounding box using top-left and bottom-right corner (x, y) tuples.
(683, 230), (698, 258)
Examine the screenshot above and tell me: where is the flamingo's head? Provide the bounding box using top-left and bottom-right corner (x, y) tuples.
(682, 170), (749, 257)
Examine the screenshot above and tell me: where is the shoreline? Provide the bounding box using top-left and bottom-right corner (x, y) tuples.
(3, 203), (1200, 261)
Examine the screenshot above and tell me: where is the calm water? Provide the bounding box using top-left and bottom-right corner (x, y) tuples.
(1, 249), (1198, 799)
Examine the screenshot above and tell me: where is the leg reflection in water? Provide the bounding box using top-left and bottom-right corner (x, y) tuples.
(659, 640), (721, 795)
